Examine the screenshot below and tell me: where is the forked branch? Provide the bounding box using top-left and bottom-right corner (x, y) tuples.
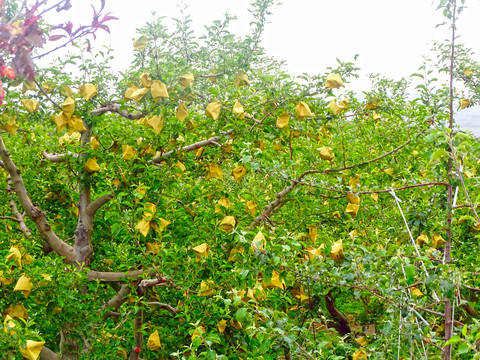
(0, 136), (77, 262)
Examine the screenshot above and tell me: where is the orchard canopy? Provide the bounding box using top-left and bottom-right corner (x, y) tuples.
(0, 0), (480, 359)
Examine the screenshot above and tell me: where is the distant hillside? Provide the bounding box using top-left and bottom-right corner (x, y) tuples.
(455, 105), (480, 137)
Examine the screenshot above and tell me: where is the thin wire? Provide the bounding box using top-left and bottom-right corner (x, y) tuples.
(398, 309), (402, 360)
(452, 163), (462, 214)
(390, 189), (439, 301)
(389, 189), (429, 277)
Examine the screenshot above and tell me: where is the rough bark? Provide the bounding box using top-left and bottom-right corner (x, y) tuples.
(0, 135), (77, 262)
(325, 289), (351, 336)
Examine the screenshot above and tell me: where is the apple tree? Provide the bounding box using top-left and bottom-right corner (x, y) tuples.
(0, 0), (479, 359)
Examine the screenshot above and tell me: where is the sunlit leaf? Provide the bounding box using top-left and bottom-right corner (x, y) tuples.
(146, 115), (164, 134)
(85, 158), (101, 173)
(14, 275), (32, 297)
(263, 270), (285, 290)
(352, 348), (367, 360)
(276, 113), (289, 129)
(198, 280), (215, 297)
(78, 83), (98, 100)
(147, 330), (161, 350)
(61, 97), (75, 119)
(219, 216), (235, 233)
(151, 80), (169, 100)
(133, 36), (147, 51)
(140, 72), (152, 87)
(459, 98), (470, 109)
(179, 73), (195, 88)
(325, 73), (344, 89)
(206, 163), (223, 180)
(232, 165), (247, 182)
(234, 71), (250, 88)
(19, 340), (45, 360)
(205, 100), (221, 120)
(177, 102), (188, 121)
(21, 99), (39, 113)
(295, 101), (313, 119)
(246, 200), (257, 216)
(317, 146), (335, 161)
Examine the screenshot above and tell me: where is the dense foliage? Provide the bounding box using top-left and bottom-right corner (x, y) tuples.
(0, 0), (479, 359)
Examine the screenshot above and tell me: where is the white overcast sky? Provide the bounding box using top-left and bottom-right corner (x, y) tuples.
(44, 0), (480, 91)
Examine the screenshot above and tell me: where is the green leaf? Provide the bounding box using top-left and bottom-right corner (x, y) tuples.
(404, 264), (415, 286)
(235, 307), (248, 322)
(431, 148), (449, 161)
(458, 341), (470, 354)
(445, 335), (462, 345)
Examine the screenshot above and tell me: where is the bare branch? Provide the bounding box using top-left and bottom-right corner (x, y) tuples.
(90, 103), (144, 120)
(147, 301), (179, 316)
(86, 194), (114, 216)
(43, 151), (79, 163)
(0, 136), (76, 262)
(10, 199), (31, 237)
(86, 269), (155, 282)
(103, 284), (130, 313)
(150, 129), (234, 163)
(40, 346), (60, 360)
(34, 79), (62, 110)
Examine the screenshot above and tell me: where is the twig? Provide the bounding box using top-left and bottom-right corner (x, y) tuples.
(43, 151), (79, 162)
(90, 102), (144, 120)
(147, 301), (179, 316)
(150, 129), (234, 163)
(34, 79), (62, 110)
(292, 339), (315, 360)
(9, 199), (31, 237)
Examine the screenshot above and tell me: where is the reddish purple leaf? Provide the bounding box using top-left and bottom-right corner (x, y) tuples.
(101, 14), (119, 23)
(13, 48), (35, 81)
(49, 34), (67, 41)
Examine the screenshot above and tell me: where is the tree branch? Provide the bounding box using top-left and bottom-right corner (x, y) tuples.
(43, 151), (79, 163)
(0, 135), (76, 262)
(34, 79), (62, 110)
(86, 269), (155, 282)
(249, 134), (421, 230)
(9, 199), (31, 237)
(40, 346), (60, 360)
(150, 129), (234, 163)
(90, 102), (144, 120)
(102, 284), (130, 316)
(147, 302), (179, 316)
(86, 194), (114, 216)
